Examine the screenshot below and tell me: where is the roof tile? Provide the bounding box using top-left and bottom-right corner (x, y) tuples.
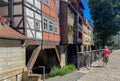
(0, 25), (26, 40)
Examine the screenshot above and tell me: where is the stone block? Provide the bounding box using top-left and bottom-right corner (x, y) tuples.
(3, 57), (12, 62)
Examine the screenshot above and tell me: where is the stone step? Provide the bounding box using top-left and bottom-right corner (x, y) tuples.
(28, 74), (42, 81)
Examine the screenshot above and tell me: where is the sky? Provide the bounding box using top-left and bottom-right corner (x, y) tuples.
(81, 0), (91, 21)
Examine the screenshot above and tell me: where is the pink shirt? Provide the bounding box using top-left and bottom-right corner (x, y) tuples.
(102, 49), (110, 57)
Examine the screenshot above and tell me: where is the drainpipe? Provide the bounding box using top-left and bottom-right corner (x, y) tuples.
(76, 13), (79, 70)
(41, 0), (44, 50)
(22, 39), (27, 47)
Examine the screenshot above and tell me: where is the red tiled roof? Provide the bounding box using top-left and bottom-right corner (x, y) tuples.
(0, 26), (26, 40)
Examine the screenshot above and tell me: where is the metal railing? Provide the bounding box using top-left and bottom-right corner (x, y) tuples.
(0, 72), (23, 81)
(77, 49), (103, 70)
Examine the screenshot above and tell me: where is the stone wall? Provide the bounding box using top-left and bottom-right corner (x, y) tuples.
(57, 45), (67, 67)
(0, 39), (26, 81)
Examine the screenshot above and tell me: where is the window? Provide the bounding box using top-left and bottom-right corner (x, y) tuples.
(54, 22), (58, 34)
(35, 20), (40, 31)
(79, 17), (82, 25)
(43, 17), (48, 31)
(55, 1), (59, 13)
(45, 0), (50, 6)
(78, 32), (82, 39)
(49, 20), (53, 33)
(54, 27), (57, 33)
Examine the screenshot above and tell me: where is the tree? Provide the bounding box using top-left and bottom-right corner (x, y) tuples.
(89, 0), (120, 46)
(0, 0), (8, 7)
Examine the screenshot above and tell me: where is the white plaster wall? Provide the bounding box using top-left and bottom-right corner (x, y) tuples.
(26, 8), (34, 17)
(36, 31), (42, 39)
(26, 17), (34, 29)
(14, 5), (22, 15)
(14, 17), (23, 27)
(35, 13), (41, 21)
(14, 0), (22, 2)
(27, 30), (34, 38)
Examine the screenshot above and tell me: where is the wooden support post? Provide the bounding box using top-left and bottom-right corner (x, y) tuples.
(27, 45), (41, 70)
(55, 47), (61, 65)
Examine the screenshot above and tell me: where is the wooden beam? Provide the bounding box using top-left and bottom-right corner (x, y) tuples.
(55, 47), (61, 64)
(27, 45), (41, 70)
(16, 17), (23, 28)
(27, 40), (41, 45)
(9, 0), (14, 27)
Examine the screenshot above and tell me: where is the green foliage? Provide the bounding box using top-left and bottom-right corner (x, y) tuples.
(68, 24), (74, 35)
(108, 36), (117, 46)
(48, 66), (60, 77)
(49, 64), (76, 77)
(89, 0), (120, 46)
(67, 7), (74, 18)
(84, 52), (92, 57)
(0, 0), (8, 7)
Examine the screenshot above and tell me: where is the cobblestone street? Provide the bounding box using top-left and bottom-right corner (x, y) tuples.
(77, 49), (120, 81)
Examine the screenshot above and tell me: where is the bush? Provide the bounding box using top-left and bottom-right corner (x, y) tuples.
(49, 64), (76, 77)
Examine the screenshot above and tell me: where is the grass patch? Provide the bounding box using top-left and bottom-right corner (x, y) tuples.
(49, 64), (76, 77)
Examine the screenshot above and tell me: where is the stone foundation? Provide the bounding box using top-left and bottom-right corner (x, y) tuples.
(0, 39), (26, 81)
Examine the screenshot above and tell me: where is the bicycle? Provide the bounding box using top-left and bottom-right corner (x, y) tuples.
(84, 52), (92, 70)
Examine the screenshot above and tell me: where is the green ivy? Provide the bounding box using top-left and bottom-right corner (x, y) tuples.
(67, 8), (74, 18)
(68, 24), (74, 35)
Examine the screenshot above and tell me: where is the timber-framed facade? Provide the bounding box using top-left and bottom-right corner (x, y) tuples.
(0, 0), (61, 73)
(59, 0), (85, 67)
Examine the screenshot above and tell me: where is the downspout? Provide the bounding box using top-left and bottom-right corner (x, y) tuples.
(22, 0), (27, 48)
(22, 39), (27, 47)
(41, 0), (44, 50)
(76, 13), (80, 70)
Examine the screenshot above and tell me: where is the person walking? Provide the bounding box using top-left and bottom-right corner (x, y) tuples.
(102, 46), (110, 67)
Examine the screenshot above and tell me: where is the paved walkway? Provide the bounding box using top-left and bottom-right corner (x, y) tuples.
(77, 49), (120, 81)
(45, 71), (84, 81)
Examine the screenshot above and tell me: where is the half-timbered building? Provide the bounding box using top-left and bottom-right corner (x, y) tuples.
(59, 0), (84, 67)
(0, 0), (42, 71)
(0, 0), (61, 74)
(39, 0), (61, 72)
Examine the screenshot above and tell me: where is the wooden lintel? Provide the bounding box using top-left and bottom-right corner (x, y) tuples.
(43, 41), (59, 49)
(27, 40), (41, 45)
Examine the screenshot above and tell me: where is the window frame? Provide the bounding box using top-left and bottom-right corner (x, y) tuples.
(49, 20), (54, 33)
(55, 0), (59, 14)
(43, 17), (48, 32)
(54, 22), (58, 34)
(34, 20), (40, 31)
(44, 0), (50, 6)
